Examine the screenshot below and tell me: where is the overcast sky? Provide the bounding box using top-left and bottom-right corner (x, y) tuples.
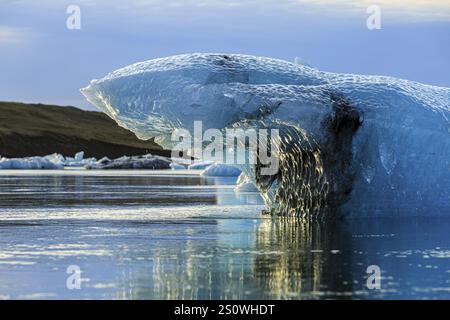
(0, 0), (449, 110)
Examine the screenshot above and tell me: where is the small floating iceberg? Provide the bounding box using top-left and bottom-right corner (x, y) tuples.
(188, 160), (215, 170)
(234, 173), (258, 192)
(170, 162), (186, 170)
(0, 156), (63, 169)
(63, 152), (97, 167)
(0, 151), (96, 169)
(201, 163), (242, 177)
(86, 154), (171, 170)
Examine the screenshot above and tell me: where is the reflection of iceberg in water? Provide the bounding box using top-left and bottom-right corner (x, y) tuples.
(109, 217), (450, 299)
(252, 219), (353, 299)
(111, 218), (354, 299)
(112, 220), (225, 300)
(2, 173), (448, 299)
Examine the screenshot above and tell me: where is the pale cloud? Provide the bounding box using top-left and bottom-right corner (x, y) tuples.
(94, 0), (450, 21)
(3, 0), (450, 22)
(0, 26), (29, 45)
(82, 0), (450, 19)
(296, 0), (450, 21)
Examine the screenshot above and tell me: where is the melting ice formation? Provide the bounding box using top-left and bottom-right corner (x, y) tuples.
(201, 163), (242, 177)
(0, 151), (240, 176)
(81, 53), (450, 218)
(0, 152), (95, 169)
(86, 154), (171, 170)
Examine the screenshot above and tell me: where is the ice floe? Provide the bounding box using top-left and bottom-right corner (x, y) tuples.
(0, 152), (95, 169)
(85, 154), (171, 170)
(201, 163), (242, 177)
(234, 173), (258, 192)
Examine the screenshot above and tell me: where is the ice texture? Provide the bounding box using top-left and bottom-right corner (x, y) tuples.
(201, 163), (242, 177)
(234, 172), (258, 192)
(188, 160), (215, 170)
(85, 154), (171, 170)
(170, 162), (186, 170)
(74, 151), (85, 162)
(81, 53), (450, 217)
(0, 156), (63, 169)
(0, 152), (95, 169)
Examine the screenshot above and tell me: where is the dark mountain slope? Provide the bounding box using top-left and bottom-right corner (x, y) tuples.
(0, 102), (171, 158)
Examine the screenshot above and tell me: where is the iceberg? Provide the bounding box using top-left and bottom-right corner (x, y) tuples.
(201, 163), (242, 177)
(188, 160), (215, 170)
(86, 154), (171, 170)
(44, 153), (66, 166)
(74, 151), (85, 162)
(234, 173), (258, 192)
(63, 151), (97, 167)
(81, 53), (450, 218)
(0, 152), (175, 171)
(170, 162), (186, 170)
(0, 156), (63, 169)
(0, 152), (97, 170)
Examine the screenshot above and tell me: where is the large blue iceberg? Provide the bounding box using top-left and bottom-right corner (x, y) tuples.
(81, 53), (450, 218)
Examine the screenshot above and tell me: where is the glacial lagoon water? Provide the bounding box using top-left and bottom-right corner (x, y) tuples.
(0, 170), (449, 299)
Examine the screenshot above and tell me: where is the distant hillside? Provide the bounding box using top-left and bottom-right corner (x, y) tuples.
(0, 102), (171, 158)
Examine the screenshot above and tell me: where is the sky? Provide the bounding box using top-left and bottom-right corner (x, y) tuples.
(0, 0), (449, 110)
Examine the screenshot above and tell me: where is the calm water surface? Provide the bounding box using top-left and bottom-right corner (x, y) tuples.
(0, 170), (449, 299)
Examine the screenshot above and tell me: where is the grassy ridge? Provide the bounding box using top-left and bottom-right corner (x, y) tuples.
(0, 101), (170, 158)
